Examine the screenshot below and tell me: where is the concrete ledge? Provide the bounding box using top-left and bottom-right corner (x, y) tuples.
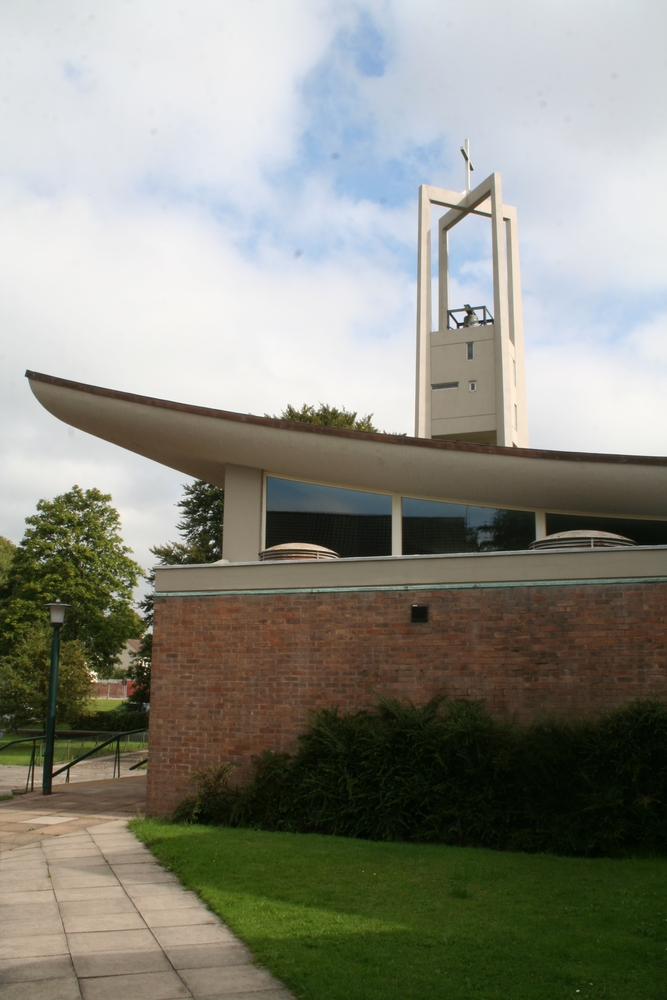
(155, 545), (667, 595)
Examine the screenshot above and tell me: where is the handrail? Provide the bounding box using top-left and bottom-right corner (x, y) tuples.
(0, 735), (46, 793)
(0, 735), (45, 751)
(51, 728), (147, 781)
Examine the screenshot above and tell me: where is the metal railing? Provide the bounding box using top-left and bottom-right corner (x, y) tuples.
(0, 728), (148, 791)
(448, 305), (494, 329)
(51, 728), (148, 783)
(0, 736), (46, 793)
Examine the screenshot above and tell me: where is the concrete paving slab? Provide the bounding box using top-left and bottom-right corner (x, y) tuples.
(164, 944), (251, 971)
(67, 928), (161, 955)
(0, 874), (52, 890)
(47, 855), (109, 868)
(0, 901), (61, 920)
(112, 869), (179, 885)
(60, 909), (147, 933)
(110, 861), (174, 877)
(79, 969), (190, 1000)
(20, 814), (79, 826)
(53, 885), (129, 903)
(0, 888), (57, 904)
(0, 855), (47, 867)
(72, 950), (173, 979)
(50, 874), (121, 889)
(151, 924), (238, 949)
(0, 955), (75, 983)
(179, 964), (278, 996)
(2, 916), (65, 938)
(128, 887), (204, 911)
(100, 851), (153, 864)
(1, 976), (82, 1000)
(139, 907), (218, 928)
(0, 935), (69, 960)
(58, 897), (138, 918)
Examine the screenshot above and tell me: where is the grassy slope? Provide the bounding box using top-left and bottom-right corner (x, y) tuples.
(131, 821), (667, 1000)
(90, 699), (124, 711)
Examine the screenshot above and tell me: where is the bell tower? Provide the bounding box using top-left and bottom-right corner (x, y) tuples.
(414, 146), (528, 447)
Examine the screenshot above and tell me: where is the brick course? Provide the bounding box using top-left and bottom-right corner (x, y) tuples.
(146, 581), (667, 816)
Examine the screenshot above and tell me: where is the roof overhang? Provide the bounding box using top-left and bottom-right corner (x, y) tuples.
(26, 371), (667, 518)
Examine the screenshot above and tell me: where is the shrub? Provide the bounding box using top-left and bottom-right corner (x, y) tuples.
(69, 709), (148, 733)
(175, 697), (667, 857)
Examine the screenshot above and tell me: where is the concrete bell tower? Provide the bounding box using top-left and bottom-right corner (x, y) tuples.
(414, 144), (528, 447)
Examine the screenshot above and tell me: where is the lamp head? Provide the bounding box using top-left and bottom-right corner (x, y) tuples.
(45, 600), (70, 627)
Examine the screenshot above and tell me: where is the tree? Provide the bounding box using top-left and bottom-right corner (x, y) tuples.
(132, 401), (396, 701)
(0, 536), (16, 591)
(129, 479), (225, 703)
(150, 480), (224, 565)
(274, 403), (378, 432)
(0, 626), (92, 728)
(0, 486), (143, 674)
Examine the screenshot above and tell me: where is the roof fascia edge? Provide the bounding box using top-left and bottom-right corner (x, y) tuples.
(24, 370), (667, 469)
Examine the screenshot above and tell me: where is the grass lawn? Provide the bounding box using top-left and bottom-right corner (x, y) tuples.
(131, 821), (667, 1000)
(91, 698), (124, 711)
(0, 736), (148, 766)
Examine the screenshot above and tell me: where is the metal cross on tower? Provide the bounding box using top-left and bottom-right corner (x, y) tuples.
(460, 138), (474, 193)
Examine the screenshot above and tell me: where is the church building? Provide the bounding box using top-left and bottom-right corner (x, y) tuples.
(27, 158), (667, 816)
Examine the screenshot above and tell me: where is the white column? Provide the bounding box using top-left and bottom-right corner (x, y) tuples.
(490, 173), (512, 447)
(415, 185), (432, 438)
(534, 510), (547, 540)
(221, 465), (263, 562)
(505, 208), (529, 447)
(391, 494), (402, 555)
(438, 217), (450, 336)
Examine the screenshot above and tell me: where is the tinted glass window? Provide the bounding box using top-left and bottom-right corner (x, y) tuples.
(402, 497), (535, 554)
(546, 513), (667, 547)
(266, 478), (392, 557)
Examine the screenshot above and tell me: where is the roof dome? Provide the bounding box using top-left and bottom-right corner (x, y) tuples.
(259, 542), (339, 562)
(530, 529), (635, 551)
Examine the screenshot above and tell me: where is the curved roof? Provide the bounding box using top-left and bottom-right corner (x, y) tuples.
(26, 370), (667, 518)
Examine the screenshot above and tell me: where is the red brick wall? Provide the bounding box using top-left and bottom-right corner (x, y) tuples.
(146, 582), (667, 816)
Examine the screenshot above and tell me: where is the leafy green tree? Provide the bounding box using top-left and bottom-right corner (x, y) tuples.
(0, 486), (143, 674)
(150, 480), (224, 566)
(0, 626), (92, 728)
(274, 403), (378, 432)
(129, 479), (225, 703)
(0, 536), (16, 590)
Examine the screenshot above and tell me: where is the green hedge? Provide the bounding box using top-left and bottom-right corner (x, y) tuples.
(174, 698), (667, 856)
(70, 709), (149, 733)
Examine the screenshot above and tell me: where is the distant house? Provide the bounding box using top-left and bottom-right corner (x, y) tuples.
(92, 639), (141, 699)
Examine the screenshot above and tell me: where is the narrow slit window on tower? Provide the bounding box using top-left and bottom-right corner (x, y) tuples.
(469, 381), (477, 392)
(431, 381), (459, 390)
(466, 341), (474, 360)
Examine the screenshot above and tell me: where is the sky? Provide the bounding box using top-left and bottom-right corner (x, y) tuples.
(1, 0), (666, 587)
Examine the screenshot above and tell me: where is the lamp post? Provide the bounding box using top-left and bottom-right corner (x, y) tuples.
(42, 600), (70, 795)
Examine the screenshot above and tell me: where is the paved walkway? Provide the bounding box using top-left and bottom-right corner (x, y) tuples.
(0, 750), (148, 792)
(0, 782), (293, 1000)
(0, 776), (148, 851)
